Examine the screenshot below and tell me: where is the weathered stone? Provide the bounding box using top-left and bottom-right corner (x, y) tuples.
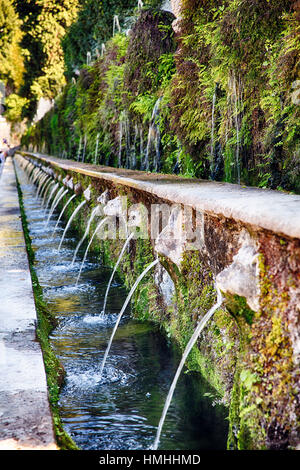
(216, 230), (260, 312)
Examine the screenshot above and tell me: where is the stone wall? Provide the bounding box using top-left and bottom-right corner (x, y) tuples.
(16, 151), (300, 450)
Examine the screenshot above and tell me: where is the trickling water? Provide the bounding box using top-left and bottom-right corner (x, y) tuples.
(102, 232), (134, 316)
(118, 121), (123, 168)
(125, 118), (131, 169)
(139, 127), (144, 168)
(94, 133), (100, 165)
(144, 97), (162, 172)
(99, 259), (160, 379)
(82, 134), (87, 163)
(87, 51), (92, 66)
(72, 205), (101, 266)
(52, 194), (77, 237)
(152, 286), (223, 450)
(232, 74), (241, 185)
(210, 91), (217, 177)
(76, 216), (108, 286)
(77, 136), (82, 162)
(131, 124), (138, 169)
(58, 200), (87, 251)
(15, 159), (228, 451)
(113, 15), (121, 36)
(41, 179), (54, 204)
(36, 174), (48, 199)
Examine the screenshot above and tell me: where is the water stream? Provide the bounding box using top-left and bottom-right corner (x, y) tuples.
(15, 161), (228, 451)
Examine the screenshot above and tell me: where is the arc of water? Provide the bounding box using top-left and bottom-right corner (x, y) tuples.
(58, 200), (87, 251)
(36, 174), (49, 199)
(30, 167), (38, 183)
(36, 172), (46, 189)
(32, 169), (43, 185)
(75, 216), (108, 286)
(52, 194), (76, 238)
(71, 205), (101, 266)
(46, 186), (65, 224)
(46, 188), (69, 226)
(45, 182), (59, 211)
(27, 164), (35, 181)
(102, 232), (134, 315)
(152, 286), (223, 450)
(23, 159), (31, 172)
(99, 258), (159, 378)
(41, 179), (55, 205)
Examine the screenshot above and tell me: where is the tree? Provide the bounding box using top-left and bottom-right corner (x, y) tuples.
(0, 0), (25, 93)
(14, 0), (80, 117)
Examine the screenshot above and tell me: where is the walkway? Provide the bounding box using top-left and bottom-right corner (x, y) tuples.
(0, 157), (57, 450)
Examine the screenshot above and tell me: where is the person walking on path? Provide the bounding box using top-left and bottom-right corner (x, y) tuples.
(0, 149), (8, 179)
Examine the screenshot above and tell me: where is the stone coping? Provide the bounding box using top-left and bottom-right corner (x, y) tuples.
(21, 152), (300, 240)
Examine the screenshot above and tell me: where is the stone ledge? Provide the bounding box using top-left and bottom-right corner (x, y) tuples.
(22, 152), (300, 240)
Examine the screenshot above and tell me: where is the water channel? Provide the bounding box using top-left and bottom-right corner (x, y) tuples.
(15, 162), (228, 451)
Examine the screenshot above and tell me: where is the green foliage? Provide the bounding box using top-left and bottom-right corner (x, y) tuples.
(22, 0), (300, 193)
(0, 0), (25, 92)
(62, 0), (137, 80)
(4, 93), (28, 122)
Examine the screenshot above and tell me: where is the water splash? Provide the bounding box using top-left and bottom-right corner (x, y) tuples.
(52, 194), (76, 238)
(99, 259), (159, 379)
(102, 232), (134, 315)
(75, 216), (109, 286)
(151, 285), (223, 450)
(58, 200), (87, 251)
(46, 188), (69, 226)
(71, 205), (101, 266)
